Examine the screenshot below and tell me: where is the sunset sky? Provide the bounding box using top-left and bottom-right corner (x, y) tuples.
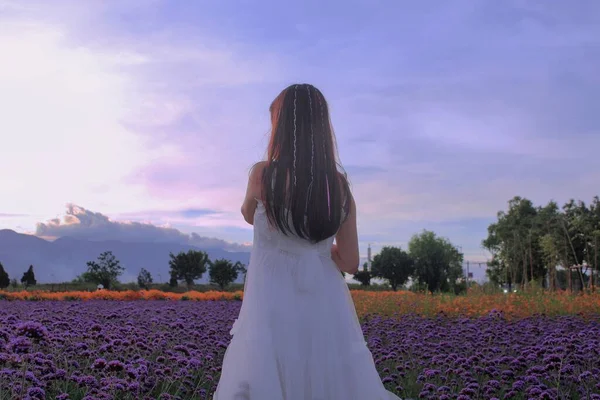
(1, 0), (599, 263)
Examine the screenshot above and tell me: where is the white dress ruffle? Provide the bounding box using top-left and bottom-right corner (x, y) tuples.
(214, 202), (400, 400)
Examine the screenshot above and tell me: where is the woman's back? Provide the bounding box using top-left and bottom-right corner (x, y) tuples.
(215, 199), (398, 399)
(214, 84), (400, 400)
(253, 199), (334, 255)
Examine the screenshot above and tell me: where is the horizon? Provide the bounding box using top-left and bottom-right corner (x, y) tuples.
(2, 1), (600, 268)
(0, 226), (491, 284)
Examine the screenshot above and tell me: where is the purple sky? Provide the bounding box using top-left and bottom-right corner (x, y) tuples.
(1, 0), (599, 262)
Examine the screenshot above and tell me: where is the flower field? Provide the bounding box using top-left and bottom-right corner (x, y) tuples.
(2, 289), (600, 318)
(0, 292), (599, 399)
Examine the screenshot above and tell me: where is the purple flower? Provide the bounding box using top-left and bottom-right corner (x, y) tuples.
(8, 336), (32, 354)
(107, 360), (124, 372)
(92, 358), (107, 370)
(579, 371), (592, 381)
(16, 322), (49, 341)
(26, 387), (45, 399)
(0, 299), (598, 399)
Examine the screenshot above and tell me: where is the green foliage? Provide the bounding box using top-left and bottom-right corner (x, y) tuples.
(370, 246), (414, 291)
(483, 196), (600, 292)
(409, 230), (463, 294)
(353, 265), (372, 286)
(137, 268), (153, 289)
(483, 197), (550, 289)
(209, 259), (246, 290)
(0, 262), (9, 289)
(346, 283), (393, 291)
(85, 251), (125, 290)
(72, 271), (96, 285)
(453, 280), (468, 295)
(168, 250), (210, 288)
(21, 265), (37, 287)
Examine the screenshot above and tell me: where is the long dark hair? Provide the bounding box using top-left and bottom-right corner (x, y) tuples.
(261, 83), (351, 243)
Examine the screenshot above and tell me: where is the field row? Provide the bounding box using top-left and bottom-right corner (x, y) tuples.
(0, 301), (598, 399)
(2, 289), (600, 318)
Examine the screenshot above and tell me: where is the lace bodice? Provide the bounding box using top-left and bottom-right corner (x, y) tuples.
(253, 201), (333, 258)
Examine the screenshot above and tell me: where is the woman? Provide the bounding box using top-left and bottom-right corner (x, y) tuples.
(214, 84), (400, 399)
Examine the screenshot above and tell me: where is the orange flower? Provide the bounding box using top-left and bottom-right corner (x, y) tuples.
(1, 289), (599, 319)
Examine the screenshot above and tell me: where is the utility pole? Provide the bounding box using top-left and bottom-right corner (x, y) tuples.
(466, 261), (470, 289)
(458, 245), (470, 293)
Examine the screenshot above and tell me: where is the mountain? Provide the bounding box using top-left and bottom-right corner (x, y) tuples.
(0, 229), (250, 284)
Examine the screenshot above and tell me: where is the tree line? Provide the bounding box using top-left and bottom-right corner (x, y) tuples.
(0, 250), (246, 291)
(76, 250), (247, 290)
(483, 196), (600, 291)
(1, 231), (465, 294)
(7, 194), (595, 294)
(1, 229), (466, 293)
(0, 263), (38, 289)
(352, 230), (464, 294)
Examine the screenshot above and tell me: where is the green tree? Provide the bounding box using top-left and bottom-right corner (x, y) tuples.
(137, 268), (153, 289)
(370, 246), (414, 291)
(0, 262), (9, 289)
(409, 230), (463, 293)
(567, 198), (600, 290)
(21, 265), (37, 287)
(505, 197), (539, 288)
(168, 250), (210, 288)
(483, 197), (544, 290)
(169, 273), (178, 288)
(85, 251), (125, 290)
(484, 196), (600, 292)
(590, 197), (600, 290)
(72, 271), (94, 284)
(537, 201), (567, 291)
(485, 257), (508, 290)
(209, 259), (245, 290)
(353, 264), (372, 286)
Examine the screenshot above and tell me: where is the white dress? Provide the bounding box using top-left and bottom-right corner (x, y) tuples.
(213, 201), (400, 400)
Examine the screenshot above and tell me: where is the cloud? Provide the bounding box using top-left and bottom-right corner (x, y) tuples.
(35, 204), (251, 252)
(0, 18), (165, 218)
(2, 0), (600, 264)
(114, 208), (223, 220)
(0, 0), (282, 221)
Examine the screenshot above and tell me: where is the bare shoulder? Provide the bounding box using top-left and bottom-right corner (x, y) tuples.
(249, 161), (267, 184)
(251, 160), (268, 170)
(246, 161), (267, 199)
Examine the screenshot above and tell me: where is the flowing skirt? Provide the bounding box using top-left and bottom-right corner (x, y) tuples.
(213, 247), (401, 400)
